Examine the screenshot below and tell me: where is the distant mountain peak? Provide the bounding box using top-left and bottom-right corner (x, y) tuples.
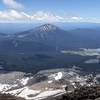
(35, 24), (59, 32)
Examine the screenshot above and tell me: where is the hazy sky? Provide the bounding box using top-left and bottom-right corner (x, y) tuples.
(0, 0), (100, 23)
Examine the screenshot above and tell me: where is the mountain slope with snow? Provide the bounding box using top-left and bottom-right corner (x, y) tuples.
(0, 67), (99, 100)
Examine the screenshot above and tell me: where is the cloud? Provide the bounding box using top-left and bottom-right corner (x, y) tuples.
(3, 0), (23, 9)
(0, 10), (86, 23)
(30, 11), (64, 22)
(71, 17), (83, 20)
(0, 10), (27, 21)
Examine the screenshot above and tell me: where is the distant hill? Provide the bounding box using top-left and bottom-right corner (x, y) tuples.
(70, 28), (100, 41)
(0, 33), (9, 40)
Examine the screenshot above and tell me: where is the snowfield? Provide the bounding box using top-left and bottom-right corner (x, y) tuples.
(32, 90), (65, 100)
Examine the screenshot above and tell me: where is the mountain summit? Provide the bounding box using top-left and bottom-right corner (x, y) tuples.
(35, 24), (60, 32)
(15, 24), (61, 38)
(15, 24), (64, 41)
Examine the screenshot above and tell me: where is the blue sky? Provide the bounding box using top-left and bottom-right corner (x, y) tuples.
(0, 0), (100, 23)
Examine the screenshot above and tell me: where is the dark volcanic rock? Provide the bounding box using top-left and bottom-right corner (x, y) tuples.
(0, 93), (25, 100)
(44, 85), (100, 100)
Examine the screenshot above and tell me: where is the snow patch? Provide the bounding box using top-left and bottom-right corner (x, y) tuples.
(20, 77), (29, 85)
(48, 80), (53, 83)
(55, 72), (63, 80)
